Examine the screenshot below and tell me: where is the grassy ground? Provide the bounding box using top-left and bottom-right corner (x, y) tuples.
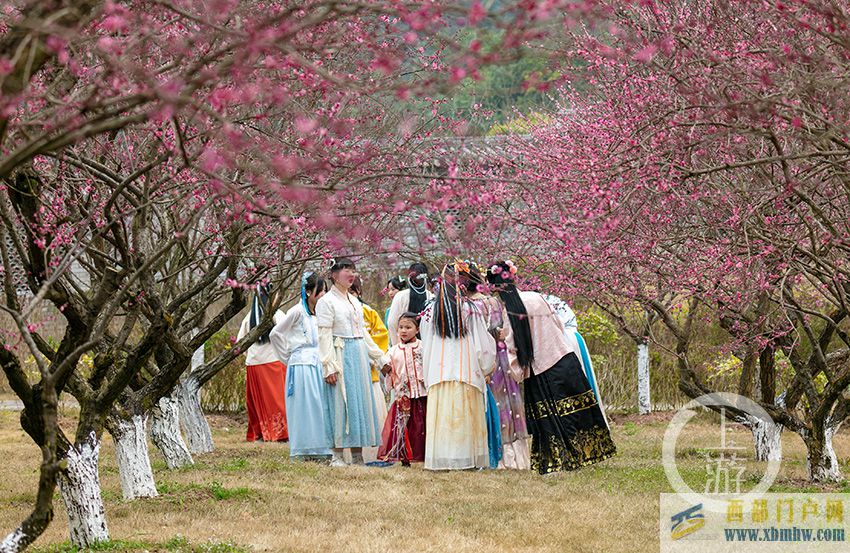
(1, 408), (849, 552)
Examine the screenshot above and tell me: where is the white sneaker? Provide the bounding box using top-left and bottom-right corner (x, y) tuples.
(330, 457), (348, 467)
(350, 453), (365, 465)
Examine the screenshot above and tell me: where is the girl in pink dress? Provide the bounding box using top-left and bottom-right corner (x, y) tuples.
(378, 312), (427, 465)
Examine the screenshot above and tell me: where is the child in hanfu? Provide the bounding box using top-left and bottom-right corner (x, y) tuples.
(378, 312), (427, 465)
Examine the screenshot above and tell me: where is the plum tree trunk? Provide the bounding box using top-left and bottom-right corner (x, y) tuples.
(178, 345), (215, 454)
(0, 528), (27, 553)
(150, 391), (194, 469)
(108, 414), (158, 499)
(56, 432), (109, 548)
(806, 422), (841, 483)
(749, 415), (783, 462)
(746, 392), (784, 462)
(637, 341), (651, 414)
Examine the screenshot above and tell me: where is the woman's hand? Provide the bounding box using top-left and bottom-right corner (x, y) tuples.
(380, 363), (392, 376)
(498, 327), (507, 341)
(325, 373), (338, 385)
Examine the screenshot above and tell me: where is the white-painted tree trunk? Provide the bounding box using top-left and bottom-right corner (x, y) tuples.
(748, 415), (783, 461)
(150, 391), (194, 469)
(0, 527), (26, 553)
(807, 424), (841, 483)
(178, 344), (214, 454)
(747, 392), (784, 462)
(192, 341), (205, 372)
(637, 342), (651, 414)
(57, 433), (110, 548)
(109, 414), (158, 499)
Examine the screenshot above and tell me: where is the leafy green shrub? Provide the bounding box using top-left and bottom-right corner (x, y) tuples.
(200, 328), (246, 413)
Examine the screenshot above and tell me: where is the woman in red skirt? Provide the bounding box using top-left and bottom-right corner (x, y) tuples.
(238, 284), (288, 442)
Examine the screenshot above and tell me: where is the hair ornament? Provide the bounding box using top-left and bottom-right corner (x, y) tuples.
(453, 259), (470, 274)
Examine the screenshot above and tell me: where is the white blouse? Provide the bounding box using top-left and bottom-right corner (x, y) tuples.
(237, 309), (286, 366)
(419, 300), (496, 393)
(316, 286), (368, 338)
(316, 286), (388, 378)
(269, 304), (320, 368)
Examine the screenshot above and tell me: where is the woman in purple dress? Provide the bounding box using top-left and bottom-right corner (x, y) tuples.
(459, 261), (530, 470)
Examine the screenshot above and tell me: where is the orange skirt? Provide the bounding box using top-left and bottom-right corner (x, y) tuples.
(246, 361), (288, 441)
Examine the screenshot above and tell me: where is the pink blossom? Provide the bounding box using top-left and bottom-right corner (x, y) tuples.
(468, 1), (486, 25)
(294, 116), (318, 135)
(633, 45), (658, 63)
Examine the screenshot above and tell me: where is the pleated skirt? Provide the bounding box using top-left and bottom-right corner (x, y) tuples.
(378, 396), (427, 462)
(525, 352), (616, 474)
(284, 362), (332, 457)
(245, 361), (288, 442)
(425, 381), (488, 470)
(485, 386), (503, 469)
(324, 338), (381, 448)
(491, 347), (530, 469)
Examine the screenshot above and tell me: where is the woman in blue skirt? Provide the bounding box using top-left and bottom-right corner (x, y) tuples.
(316, 257), (389, 466)
(270, 271), (332, 460)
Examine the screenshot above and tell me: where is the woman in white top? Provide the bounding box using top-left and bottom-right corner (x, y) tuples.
(387, 261), (433, 345)
(237, 284), (288, 442)
(316, 257), (389, 466)
(269, 272), (332, 460)
(420, 262), (496, 470)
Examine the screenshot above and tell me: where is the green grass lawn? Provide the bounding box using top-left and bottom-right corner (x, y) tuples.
(0, 409), (848, 552)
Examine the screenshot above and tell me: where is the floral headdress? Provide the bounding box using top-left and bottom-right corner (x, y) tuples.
(490, 260), (518, 281)
(453, 258), (471, 274)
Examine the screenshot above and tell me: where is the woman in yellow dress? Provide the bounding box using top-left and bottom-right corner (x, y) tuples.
(351, 277), (390, 440)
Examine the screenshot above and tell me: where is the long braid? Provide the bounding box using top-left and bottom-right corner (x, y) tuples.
(433, 264), (466, 338)
(487, 261), (534, 371)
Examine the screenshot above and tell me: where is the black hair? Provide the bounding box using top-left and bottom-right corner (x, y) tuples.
(328, 256), (356, 282)
(387, 276), (407, 291)
(407, 261), (429, 314)
(459, 261), (484, 294)
(432, 266), (467, 338)
(249, 283), (272, 344)
(486, 261), (534, 371)
(350, 276), (363, 296)
(302, 272), (327, 316)
(398, 311), (421, 328)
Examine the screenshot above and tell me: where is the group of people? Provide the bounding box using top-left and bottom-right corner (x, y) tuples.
(238, 258), (615, 475)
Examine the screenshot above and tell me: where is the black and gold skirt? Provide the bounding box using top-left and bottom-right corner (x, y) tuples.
(525, 352), (616, 474)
